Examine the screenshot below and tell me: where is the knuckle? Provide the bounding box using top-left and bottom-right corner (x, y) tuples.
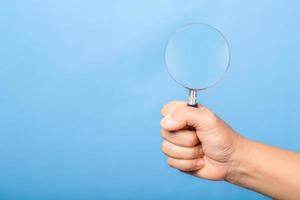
(161, 101), (179, 116)
(161, 141), (167, 153)
(195, 145), (203, 156)
(198, 147), (204, 156)
(185, 134), (198, 147)
(189, 148), (199, 158)
(161, 141), (171, 154)
(167, 158), (175, 168)
(181, 163), (193, 171)
(161, 104), (171, 116)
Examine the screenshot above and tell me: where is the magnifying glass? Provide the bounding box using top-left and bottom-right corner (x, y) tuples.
(165, 23), (231, 107)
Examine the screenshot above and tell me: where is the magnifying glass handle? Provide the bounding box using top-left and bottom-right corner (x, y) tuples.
(187, 89), (198, 107)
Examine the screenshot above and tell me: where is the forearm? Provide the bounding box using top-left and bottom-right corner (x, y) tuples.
(227, 138), (300, 199)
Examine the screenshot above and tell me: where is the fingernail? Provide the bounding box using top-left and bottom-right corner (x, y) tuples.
(197, 159), (204, 167)
(161, 115), (174, 127)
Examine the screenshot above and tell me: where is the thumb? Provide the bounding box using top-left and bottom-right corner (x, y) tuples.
(160, 105), (216, 131)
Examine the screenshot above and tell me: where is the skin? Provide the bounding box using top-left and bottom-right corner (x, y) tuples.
(160, 101), (300, 199)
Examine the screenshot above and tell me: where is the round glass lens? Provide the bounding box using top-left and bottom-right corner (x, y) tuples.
(165, 23), (230, 90)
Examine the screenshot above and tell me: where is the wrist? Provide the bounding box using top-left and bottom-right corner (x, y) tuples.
(225, 134), (253, 184)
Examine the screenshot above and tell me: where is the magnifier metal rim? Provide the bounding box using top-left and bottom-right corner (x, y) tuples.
(164, 22), (231, 91)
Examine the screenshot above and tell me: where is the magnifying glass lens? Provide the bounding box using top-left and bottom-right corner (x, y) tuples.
(165, 23), (230, 106)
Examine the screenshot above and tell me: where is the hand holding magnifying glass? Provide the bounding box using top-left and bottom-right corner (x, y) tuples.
(161, 23), (300, 199)
(165, 23), (231, 107)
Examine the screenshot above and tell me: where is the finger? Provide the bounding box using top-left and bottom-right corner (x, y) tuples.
(161, 129), (200, 147)
(160, 105), (216, 132)
(162, 140), (203, 159)
(167, 157), (204, 172)
(161, 101), (186, 117)
(161, 101), (205, 117)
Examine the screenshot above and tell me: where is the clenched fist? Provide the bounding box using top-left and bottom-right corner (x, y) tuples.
(160, 101), (300, 199)
(160, 101), (245, 181)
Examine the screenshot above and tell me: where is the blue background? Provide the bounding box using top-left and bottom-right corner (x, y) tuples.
(0, 1), (300, 199)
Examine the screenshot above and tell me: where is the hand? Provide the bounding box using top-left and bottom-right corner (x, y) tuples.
(160, 101), (245, 181)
